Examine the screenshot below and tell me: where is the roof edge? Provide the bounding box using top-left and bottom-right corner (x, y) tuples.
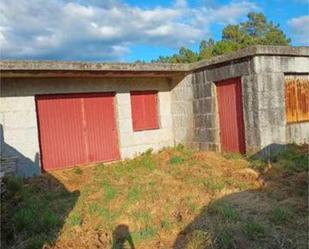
(1, 46), (308, 74)
(190, 45), (309, 71)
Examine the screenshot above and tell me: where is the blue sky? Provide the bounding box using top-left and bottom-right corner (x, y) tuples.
(1, 0), (308, 62)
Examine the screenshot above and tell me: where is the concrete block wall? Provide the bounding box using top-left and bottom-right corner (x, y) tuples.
(192, 70), (219, 150)
(0, 77), (174, 176)
(251, 56), (309, 148)
(170, 74), (194, 146)
(191, 55), (309, 153)
(192, 58), (255, 151)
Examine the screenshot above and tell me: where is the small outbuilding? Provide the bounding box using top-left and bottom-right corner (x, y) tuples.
(1, 46), (308, 177)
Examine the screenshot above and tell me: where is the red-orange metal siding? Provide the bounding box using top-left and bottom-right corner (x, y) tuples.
(285, 75), (309, 123)
(216, 78), (246, 153)
(130, 91), (159, 131)
(36, 93), (120, 171)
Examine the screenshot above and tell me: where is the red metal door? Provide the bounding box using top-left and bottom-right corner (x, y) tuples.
(216, 78), (245, 153)
(83, 93), (120, 162)
(36, 93), (119, 171)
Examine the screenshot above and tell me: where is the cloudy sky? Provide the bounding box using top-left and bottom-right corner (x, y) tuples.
(0, 0), (308, 62)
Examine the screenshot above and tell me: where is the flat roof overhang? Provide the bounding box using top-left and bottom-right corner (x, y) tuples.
(1, 46), (308, 78)
(0, 61), (190, 78)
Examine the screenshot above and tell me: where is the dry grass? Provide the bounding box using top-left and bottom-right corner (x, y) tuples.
(2, 144), (308, 249)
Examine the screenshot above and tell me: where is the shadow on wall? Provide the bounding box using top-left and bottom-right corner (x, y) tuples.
(173, 144), (308, 249)
(1, 168), (80, 248)
(0, 124), (41, 177)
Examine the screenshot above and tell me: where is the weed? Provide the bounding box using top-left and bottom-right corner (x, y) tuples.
(170, 155), (185, 165)
(215, 229), (236, 249)
(67, 212), (83, 226)
(4, 176), (23, 194)
(160, 219), (172, 230)
(132, 226), (157, 241)
(186, 230), (210, 249)
(244, 220), (266, 240)
(42, 211), (60, 228)
(13, 208), (36, 231)
(202, 178), (225, 192)
(223, 152), (243, 160)
(209, 201), (240, 222)
(73, 167), (82, 175)
(271, 207), (294, 224)
(127, 185), (142, 203)
(141, 149), (156, 171)
(250, 159), (268, 171)
(102, 180), (117, 202)
(132, 211), (151, 225)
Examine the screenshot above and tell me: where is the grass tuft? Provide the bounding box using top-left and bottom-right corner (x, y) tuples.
(170, 155), (185, 165)
(209, 201), (240, 222)
(216, 229), (236, 249)
(73, 167), (82, 175)
(102, 180), (117, 202)
(271, 207), (294, 224)
(67, 212), (83, 226)
(244, 220), (266, 240)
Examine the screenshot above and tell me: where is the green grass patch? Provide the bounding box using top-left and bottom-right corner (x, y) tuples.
(244, 220), (266, 240)
(209, 201), (240, 222)
(271, 207), (294, 224)
(140, 149), (156, 171)
(216, 229), (236, 249)
(127, 185), (142, 203)
(202, 177), (225, 192)
(102, 180), (117, 202)
(170, 155), (185, 165)
(223, 152), (243, 160)
(73, 167), (82, 175)
(67, 212), (83, 226)
(132, 226), (157, 241)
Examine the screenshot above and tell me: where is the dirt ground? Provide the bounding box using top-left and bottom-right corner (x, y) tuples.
(1, 144), (308, 249)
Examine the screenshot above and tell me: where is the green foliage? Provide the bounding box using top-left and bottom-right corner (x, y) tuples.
(140, 149), (156, 171)
(132, 226), (157, 241)
(67, 212), (83, 226)
(73, 167), (82, 175)
(170, 155), (185, 165)
(102, 180), (117, 202)
(127, 185), (142, 203)
(216, 229), (236, 249)
(271, 207), (294, 224)
(153, 12), (291, 63)
(209, 201), (240, 222)
(244, 220), (266, 240)
(202, 177), (225, 192)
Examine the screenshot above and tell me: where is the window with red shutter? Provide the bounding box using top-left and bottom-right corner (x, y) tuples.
(130, 91), (159, 131)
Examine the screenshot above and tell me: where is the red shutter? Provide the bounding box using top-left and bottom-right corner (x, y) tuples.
(130, 91), (159, 131)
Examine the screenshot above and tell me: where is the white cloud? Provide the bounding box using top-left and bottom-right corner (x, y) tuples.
(0, 0), (258, 61)
(288, 15), (309, 45)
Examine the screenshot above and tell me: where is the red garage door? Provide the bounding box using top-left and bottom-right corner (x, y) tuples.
(216, 78), (246, 153)
(36, 93), (120, 171)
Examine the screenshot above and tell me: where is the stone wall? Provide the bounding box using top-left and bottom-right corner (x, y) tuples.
(0, 77), (175, 176)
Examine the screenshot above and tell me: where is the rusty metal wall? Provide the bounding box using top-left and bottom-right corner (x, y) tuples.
(285, 75), (309, 123)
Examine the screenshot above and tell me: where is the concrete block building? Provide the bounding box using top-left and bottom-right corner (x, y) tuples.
(1, 46), (308, 177)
